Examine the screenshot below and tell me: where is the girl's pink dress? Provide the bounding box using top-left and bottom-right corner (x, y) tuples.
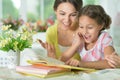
(79, 31), (113, 61)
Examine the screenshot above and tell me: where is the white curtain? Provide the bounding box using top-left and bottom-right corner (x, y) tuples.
(98, 0), (120, 54)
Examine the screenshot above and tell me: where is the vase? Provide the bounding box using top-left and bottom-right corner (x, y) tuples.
(0, 50), (21, 68)
(16, 50), (21, 66)
(7, 50), (21, 68)
(0, 50), (20, 69)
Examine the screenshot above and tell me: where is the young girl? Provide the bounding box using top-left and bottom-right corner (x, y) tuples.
(60, 5), (116, 69)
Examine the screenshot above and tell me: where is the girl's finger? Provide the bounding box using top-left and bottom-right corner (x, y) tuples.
(65, 60), (70, 65)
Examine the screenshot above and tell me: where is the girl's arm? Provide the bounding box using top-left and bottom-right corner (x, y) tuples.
(78, 46), (115, 69)
(65, 46), (115, 69)
(60, 44), (79, 62)
(78, 60), (111, 69)
(60, 32), (84, 62)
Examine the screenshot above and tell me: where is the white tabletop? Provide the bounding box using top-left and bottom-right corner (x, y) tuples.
(0, 33), (120, 80)
(0, 67), (120, 80)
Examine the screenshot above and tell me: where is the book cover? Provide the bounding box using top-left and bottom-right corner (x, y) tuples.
(18, 70), (71, 78)
(16, 65), (70, 75)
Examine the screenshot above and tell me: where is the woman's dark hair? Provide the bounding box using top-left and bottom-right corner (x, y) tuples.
(78, 5), (112, 30)
(53, 0), (83, 11)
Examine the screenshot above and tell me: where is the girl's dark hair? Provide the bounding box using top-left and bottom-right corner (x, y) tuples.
(78, 5), (111, 30)
(53, 0), (83, 11)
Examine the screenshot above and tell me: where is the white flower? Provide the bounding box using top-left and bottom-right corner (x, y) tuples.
(0, 25), (36, 52)
(1, 25), (11, 31)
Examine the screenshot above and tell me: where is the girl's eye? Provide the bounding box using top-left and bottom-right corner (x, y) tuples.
(79, 25), (83, 29)
(88, 25), (95, 29)
(88, 27), (93, 29)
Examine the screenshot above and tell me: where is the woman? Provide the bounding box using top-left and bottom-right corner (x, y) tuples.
(39, 0), (83, 63)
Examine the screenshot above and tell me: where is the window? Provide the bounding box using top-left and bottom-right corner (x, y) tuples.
(1, 0), (55, 22)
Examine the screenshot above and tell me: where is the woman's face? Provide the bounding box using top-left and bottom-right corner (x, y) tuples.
(55, 2), (78, 30)
(79, 15), (102, 44)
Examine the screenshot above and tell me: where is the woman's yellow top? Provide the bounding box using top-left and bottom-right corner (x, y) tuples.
(46, 23), (80, 60)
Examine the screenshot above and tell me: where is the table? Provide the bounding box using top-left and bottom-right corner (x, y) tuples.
(0, 67), (120, 80)
(0, 33), (120, 80)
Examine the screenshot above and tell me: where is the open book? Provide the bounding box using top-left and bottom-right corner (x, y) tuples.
(27, 55), (96, 72)
(16, 56), (96, 78)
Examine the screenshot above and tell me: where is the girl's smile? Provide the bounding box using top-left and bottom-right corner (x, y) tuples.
(79, 15), (102, 44)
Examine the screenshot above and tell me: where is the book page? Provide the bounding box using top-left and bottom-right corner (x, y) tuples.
(37, 55), (65, 65)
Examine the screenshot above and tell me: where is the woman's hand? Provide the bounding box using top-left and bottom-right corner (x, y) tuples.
(38, 39), (47, 48)
(105, 52), (120, 68)
(38, 39), (57, 58)
(65, 58), (80, 67)
(46, 43), (56, 59)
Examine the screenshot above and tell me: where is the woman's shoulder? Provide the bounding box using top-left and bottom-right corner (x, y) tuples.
(46, 23), (57, 33)
(46, 23), (58, 38)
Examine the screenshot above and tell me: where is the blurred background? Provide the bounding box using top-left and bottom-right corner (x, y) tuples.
(0, 0), (120, 54)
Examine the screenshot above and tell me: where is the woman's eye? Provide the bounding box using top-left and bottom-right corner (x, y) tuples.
(60, 13), (65, 15)
(71, 14), (77, 16)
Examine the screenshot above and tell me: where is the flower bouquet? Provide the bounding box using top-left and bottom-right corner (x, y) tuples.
(0, 25), (35, 52)
(0, 25), (36, 66)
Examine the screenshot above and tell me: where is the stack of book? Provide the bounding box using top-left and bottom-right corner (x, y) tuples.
(16, 57), (96, 78)
(16, 63), (70, 78)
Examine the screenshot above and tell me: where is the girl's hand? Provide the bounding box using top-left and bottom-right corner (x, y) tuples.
(105, 52), (120, 68)
(72, 32), (84, 51)
(73, 32), (84, 47)
(65, 58), (80, 67)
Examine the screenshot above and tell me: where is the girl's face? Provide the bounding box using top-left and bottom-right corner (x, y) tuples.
(55, 2), (78, 30)
(79, 15), (102, 44)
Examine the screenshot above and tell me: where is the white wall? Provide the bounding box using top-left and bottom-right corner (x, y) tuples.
(98, 0), (120, 54)
(0, 0), (2, 19)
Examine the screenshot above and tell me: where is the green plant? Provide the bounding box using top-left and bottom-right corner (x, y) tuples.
(0, 25), (35, 52)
